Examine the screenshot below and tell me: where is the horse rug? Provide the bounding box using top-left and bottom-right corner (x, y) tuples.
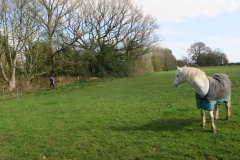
(196, 73), (231, 111)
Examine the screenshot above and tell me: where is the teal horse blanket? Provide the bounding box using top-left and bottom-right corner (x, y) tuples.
(196, 73), (231, 111)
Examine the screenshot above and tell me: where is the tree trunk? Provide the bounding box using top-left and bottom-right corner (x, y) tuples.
(8, 58), (16, 92)
(8, 78), (16, 92)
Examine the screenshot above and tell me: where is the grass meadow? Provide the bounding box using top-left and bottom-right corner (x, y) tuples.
(0, 65), (240, 159)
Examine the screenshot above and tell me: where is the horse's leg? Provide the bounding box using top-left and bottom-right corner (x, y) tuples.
(200, 109), (205, 127)
(214, 104), (219, 122)
(225, 101), (231, 120)
(209, 110), (216, 133)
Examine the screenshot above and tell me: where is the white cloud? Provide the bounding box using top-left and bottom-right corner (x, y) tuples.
(132, 0), (240, 22)
(221, 38), (240, 45)
(157, 28), (190, 36)
(209, 36), (224, 41)
(209, 37), (240, 45)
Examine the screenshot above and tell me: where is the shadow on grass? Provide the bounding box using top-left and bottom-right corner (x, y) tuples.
(109, 118), (200, 132)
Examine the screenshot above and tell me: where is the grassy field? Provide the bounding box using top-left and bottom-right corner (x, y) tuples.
(0, 65), (240, 159)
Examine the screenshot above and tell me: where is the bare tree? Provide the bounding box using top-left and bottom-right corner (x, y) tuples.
(187, 42), (211, 65)
(0, 0), (38, 92)
(187, 42), (229, 66)
(213, 48), (228, 65)
(15, 0), (51, 85)
(0, 0), (161, 89)
(33, 0), (82, 74)
(76, 0), (160, 76)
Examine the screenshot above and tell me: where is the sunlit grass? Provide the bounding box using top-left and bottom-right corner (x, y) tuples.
(0, 65), (240, 159)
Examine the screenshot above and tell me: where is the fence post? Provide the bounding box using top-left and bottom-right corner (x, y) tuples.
(17, 88), (19, 99)
(77, 76), (79, 89)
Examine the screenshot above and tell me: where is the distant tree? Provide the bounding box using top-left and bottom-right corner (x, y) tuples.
(213, 48), (228, 65)
(187, 42), (211, 66)
(151, 50), (165, 71)
(187, 42), (229, 66)
(151, 47), (176, 71)
(164, 49), (177, 71)
(205, 52), (217, 66)
(177, 56), (188, 67)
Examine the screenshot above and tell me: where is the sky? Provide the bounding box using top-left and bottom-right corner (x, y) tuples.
(132, 0), (240, 63)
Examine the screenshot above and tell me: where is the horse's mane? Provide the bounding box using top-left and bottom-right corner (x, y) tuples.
(183, 67), (206, 81)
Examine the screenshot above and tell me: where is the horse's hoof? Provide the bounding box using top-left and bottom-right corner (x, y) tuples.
(211, 127), (216, 133)
(226, 116), (230, 120)
(201, 123), (205, 128)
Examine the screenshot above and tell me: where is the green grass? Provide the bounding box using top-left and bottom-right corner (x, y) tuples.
(1, 65), (240, 159)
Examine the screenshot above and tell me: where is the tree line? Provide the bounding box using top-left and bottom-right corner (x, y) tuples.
(177, 42), (229, 67)
(151, 47), (177, 71)
(0, 1), (229, 93)
(0, 0), (165, 92)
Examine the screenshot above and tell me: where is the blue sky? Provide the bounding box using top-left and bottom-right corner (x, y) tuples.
(132, 0), (240, 63)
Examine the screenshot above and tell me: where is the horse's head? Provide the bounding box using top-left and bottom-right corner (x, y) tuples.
(174, 66), (187, 87)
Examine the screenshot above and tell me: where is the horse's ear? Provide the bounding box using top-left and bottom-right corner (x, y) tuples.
(177, 66), (184, 72)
